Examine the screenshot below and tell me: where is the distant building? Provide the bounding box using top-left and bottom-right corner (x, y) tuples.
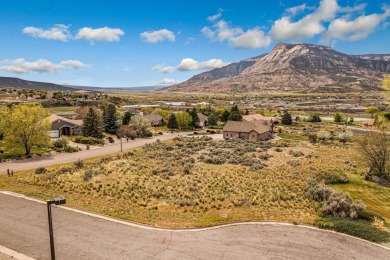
(222, 120), (273, 141)
(47, 115), (82, 138)
(143, 114), (164, 127)
(197, 113), (208, 128)
(126, 108), (143, 116)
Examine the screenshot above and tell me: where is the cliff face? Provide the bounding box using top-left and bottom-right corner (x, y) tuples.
(165, 43), (390, 93)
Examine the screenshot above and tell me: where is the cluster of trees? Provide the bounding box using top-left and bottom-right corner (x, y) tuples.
(80, 104), (152, 140)
(334, 113), (354, 124)
(167, 108), (200, 130)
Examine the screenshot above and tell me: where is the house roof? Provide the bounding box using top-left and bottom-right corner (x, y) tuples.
(143, 114), (163, 122)
(242, 114), (279, 122)
(47, 115), (83, 126)
(223, 120), (272, 135)
(197, 112), (208, 122)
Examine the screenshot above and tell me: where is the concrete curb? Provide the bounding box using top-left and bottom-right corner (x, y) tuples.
(1, 190), (390, 253)
(0, 245), (35, 260)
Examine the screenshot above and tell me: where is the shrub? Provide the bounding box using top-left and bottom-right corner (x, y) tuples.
(288, 150), (304, 157)
(317, 130), (331, 141)
(323, 192), (366, 219)
(287, 160), (301, 167)
(106, 136), (115, 143)
(304, 178), (334, 201)
(315, 171), (349, 184)
(35, 167), (47, 175)
(74, 159), (84, 169)
(308, 134), (317, 143)
(52, 138), (68, 149)
(63, 146), (80, 153)
(338, 131), (353, 143)
(83, 169), (94, 181)
(72, 136), (104, 146)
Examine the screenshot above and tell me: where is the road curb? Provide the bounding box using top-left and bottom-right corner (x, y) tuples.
(1, 190), (390, 253)
(0, 245), (35, 260)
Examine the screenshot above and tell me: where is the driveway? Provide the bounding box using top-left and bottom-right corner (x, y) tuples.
(0, 132), (190, 173)
(0, 192), (389, 260)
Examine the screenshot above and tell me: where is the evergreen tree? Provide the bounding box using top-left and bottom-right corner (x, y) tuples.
(122, 111), (132, 125)
(228, 112), (242, 121)
(206, 113), (218, 126)
(221, 110), (230, 122)
(189, 108), (200, 128)
(103, 104), (118, 134)
(82, 108), (103, 138)
(281, 111), (292, 125)
(167, 114), (178, 130)
(334, 113), (343, 123)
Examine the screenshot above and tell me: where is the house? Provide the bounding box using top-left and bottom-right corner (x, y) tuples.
(222, 120), (273, 141)
(242, 114), (279, 124)
(197, 113), (208, 128)
(127, 108), (143, 116)
(362, 118), (381, 128)
(47, 115), (82, 138)
(143, 114), (164, 127)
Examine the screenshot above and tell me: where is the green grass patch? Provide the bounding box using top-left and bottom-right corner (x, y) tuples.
(46, 106), (78, 114)
(0, 143), (48, 159)
(279, 132), (309, 141)
(315, 215), (390, 243)
(331, 174), (390, 223)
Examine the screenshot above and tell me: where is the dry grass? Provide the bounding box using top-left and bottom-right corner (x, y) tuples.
(1, 127), (377, 228)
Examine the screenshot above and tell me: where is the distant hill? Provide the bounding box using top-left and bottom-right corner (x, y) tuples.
(75, 85), (163, 92)
(164, 43), (390, 93)
(0, 77), (163, 92)
(0, 77), (78, 91)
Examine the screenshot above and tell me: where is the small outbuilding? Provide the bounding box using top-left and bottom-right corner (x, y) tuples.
(197, 113), (208, 128)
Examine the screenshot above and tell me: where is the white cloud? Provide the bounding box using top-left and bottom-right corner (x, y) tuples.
(159, 78), (181, 85)
(75, 27), (124, 42)
(285, 4), (307, 17)
(229, 29), (271, 49)
(177, 58), (229, 71)
(140, 29), (175, 43)
(152, 64), (175, 73)
(0, 58), (88, 74)
(22, 24), (70, 41)
(59, 60), (88, 69)
(323, 7), (390, 42)
(202, 19), (270, 49)
(339, 3), (367, 13)
(208, 12), (222, 22)
(270, 0), (339, 41)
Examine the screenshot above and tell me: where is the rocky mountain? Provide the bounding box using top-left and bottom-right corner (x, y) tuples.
(0, 77), (78, 91)
(165, 43), (390, 93)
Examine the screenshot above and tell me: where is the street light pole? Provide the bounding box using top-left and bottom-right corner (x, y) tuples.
(47, 196), (66, 260)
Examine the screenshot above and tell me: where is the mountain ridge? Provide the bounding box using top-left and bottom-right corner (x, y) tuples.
(165, 43), (390, 93)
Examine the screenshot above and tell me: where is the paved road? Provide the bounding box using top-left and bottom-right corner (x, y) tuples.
(0, 193), (389, 260)
(0, 132), (190, 173)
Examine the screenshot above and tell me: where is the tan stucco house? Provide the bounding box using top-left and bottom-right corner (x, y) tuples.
(222, 120), (273, 141)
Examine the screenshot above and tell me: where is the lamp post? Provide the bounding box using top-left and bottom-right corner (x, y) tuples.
(47, 196), (66, 260)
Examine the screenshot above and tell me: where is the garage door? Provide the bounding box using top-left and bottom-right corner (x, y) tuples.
(48, 130), (60, 138)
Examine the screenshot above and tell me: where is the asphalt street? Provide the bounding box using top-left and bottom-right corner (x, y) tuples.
(0, 192), (389, 260)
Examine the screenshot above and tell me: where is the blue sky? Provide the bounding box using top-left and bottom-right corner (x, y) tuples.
(0, 0), (389, 88)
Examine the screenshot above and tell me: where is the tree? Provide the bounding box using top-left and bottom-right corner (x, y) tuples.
(281, 111), (292, 125)
(228, 112), (242, 121)
(82, 108), (103, 138)
(207, 113), (218, 126)
(358, 130), (390, 179)
(167, 114), (178, 130)
(117, 125), (137, 140)
(365, 106), (380, 118)
(220, 110), (230, 122)
(122, 111), (132, 125)
(0, 105), (50, 155)
(103, 104), (118, 134)
(189, 108), (200, 128)
(307, 114), (321, 122)
(129, 114), (151, 137)
(334, 113), (343, 123)
(75, 106), (103, 120)
(176, 111), (192, 129)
